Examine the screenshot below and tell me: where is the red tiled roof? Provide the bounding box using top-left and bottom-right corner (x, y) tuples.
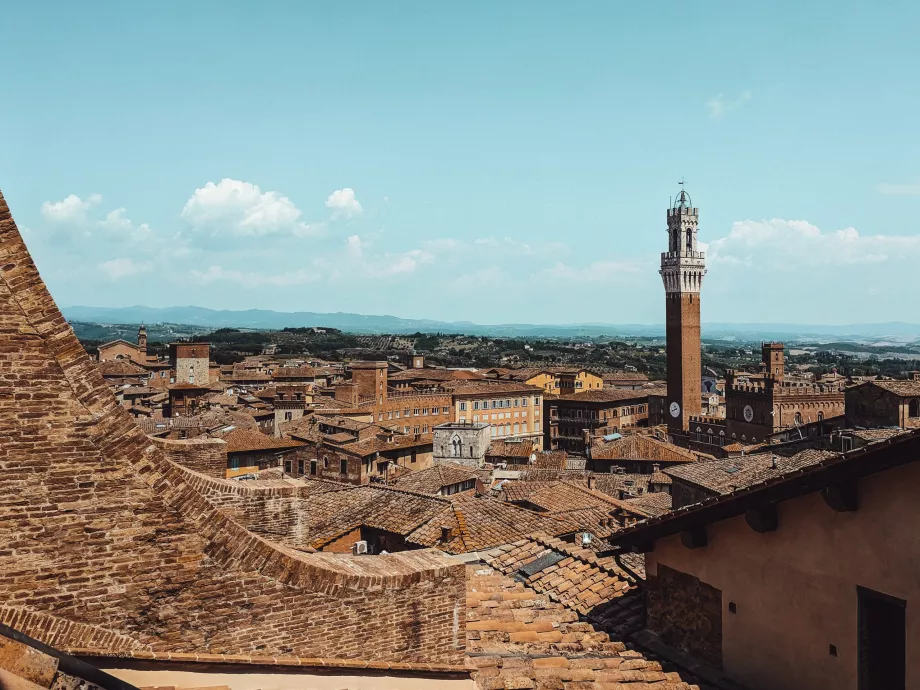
(590, 434), (700, 463)
(222, 428), (305, 453)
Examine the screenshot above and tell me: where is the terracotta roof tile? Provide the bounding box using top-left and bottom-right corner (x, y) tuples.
(222, 428), (305, 453)
(391, 463), (483, 495)
(666, 448), (836, 495)
(590, 434), (701, 463)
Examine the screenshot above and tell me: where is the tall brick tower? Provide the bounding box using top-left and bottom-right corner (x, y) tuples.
(660, 185), (706, 434)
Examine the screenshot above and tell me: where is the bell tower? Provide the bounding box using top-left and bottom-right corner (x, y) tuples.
(660, 183), (706, 434)
(137, 324), (148, 357)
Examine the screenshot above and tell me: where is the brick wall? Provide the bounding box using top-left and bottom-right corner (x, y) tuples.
(0, 191), (465, 665)
(646, 563), (722, 668)
(150, 436), (228, 478)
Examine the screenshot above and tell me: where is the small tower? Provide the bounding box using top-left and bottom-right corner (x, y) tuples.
(137, 324), (148, 356)
(660, 184), (706, 434)
(761, 342), (785, 381)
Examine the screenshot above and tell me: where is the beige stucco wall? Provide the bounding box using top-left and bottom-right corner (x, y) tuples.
(102, 666), (474, 690)
(646, 460), (920, 690)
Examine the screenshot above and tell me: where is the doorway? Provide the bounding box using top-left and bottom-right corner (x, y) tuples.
(858, 586), (906, 690)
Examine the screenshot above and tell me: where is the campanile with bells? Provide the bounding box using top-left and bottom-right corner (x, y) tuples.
(660, 183), (706, 434)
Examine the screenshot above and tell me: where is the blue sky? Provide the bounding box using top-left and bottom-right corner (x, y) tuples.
(2, 1), (919, 325)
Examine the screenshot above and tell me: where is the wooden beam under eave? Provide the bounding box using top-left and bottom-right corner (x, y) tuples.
(680, 527), (707, 550)
(745, 504), (779, 533)
(822, 482), (858, 512)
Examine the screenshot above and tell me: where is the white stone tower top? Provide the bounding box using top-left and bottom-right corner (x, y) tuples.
(660, 184), (707, 294)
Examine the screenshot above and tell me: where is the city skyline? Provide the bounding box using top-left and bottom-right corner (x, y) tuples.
(3, 2), (919, 324)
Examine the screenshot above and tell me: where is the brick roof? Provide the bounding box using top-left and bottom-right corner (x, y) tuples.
(847, 428), (910, 443)
(389, 368), (484, 382)
(222, 428), (305, 453)
(865, 379), (920, 396)
(665, 448), (836, 495)
(487, 439), (535, 459)
(97, 359), (148, 377)
(590, 434), (701, 463)
(0, 190), (464, 667)
(483, 533), (638, 616)
(408, 494), (577, 553)
(465, 560), (696, 688)
(602, 370), (650, 382)
(445, 380), (542, 396)
(557, 387), (665, 404)
(391, 463), (482, 494)
(624, 491), (673, 517)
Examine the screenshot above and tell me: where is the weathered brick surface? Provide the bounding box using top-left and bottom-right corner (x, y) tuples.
(149, 436), (227, 478)
(0, 191), (465, 664)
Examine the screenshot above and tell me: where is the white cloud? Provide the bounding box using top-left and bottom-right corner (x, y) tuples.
(708, 218), (920, 268)
(877, 180), (920, 196)
(706, 91), (752, 120)
(100, 258), (152, 280)
(190, 265), (320, 287)
(343, 234), (432, 277)
(182, 179), (320, 237)
(544, 259), (643, 283)
(98, 208), (152, 241)
(41, 193), (102, 223)
(325, 188), (363, 220)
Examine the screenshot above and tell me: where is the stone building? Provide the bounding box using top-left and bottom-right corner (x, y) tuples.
(433, 421), (490, 467)
(688, 342), (845, 453)
(845, 379), (920, 430)
(447, 380), (544, 449)
(168, 341), (210, 385)
(545, 388), (663, 452)
(96, 324), (152, 363)
(660, 185), (706, 434)
(484, 366), (603, 395)
(285, 415), (434, 484)
(607, 429), (920, 690)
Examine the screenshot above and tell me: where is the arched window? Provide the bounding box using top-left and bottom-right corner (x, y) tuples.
(910, 399), (920, 418)
(794, 412), (803, 426)
(817, 411), (824, 422)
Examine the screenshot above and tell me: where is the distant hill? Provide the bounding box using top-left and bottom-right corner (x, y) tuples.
(60, 305), (920, 340)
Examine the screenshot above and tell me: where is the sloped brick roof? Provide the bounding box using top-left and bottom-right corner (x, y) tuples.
(408, 495), (577, 553)
(222, 428), (305, 453)
(98, 359), (148, 377)
(391, 463), (482, 494)
(590, 434), (701, 463)
(865, 379), (920, 397)
(487, 439), (534, 458)
(665, 449), (836, 495)
(465, 561), (695, 688)
(0, 190), (463, 666)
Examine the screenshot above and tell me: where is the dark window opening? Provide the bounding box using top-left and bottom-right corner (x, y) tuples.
(728, 602), (737, 614)
(858, 586), (906, 690)
(340, 458), (348, 475)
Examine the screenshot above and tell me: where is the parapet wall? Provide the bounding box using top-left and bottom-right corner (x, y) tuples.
(149, 436), (228, 478)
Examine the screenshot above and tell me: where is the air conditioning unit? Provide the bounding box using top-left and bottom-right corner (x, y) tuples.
(352, 540), (368, 555)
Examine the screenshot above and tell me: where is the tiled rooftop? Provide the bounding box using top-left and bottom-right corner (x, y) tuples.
(865, 379), (920, 397)
(465, 541), (701, 689)
(392, 463), (484, 494)
(666, 448), (837, 495)
(591, 434), (702, 463)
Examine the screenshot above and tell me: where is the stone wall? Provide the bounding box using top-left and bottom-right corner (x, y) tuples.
(0, 191), (465, 666)
(646, 564), (722, 668)
(150, 436), (228, 478)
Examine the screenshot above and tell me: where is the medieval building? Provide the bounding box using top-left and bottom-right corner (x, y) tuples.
(660, 185), (705, 436)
